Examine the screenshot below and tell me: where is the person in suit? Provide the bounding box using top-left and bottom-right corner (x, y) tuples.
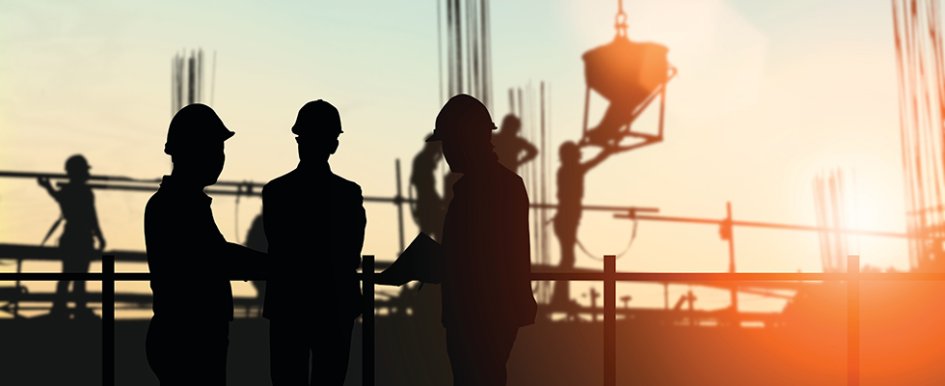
(552, 142), (614, 306)
(262, 99), (366, 385)
(428, 94), (537, 386)
(144, 103), (265, 385)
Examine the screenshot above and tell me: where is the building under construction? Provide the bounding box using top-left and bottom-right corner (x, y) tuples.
(2, 1), (945, 385)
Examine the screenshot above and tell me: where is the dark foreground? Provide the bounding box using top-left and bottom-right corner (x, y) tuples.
(3, 281), (945, 385)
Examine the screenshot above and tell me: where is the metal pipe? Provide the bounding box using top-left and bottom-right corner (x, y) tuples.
(603, 255), (616, 386)
(362, 255), (375, 386)
(848, 255), (860, 386)
(395, 160), (406, 253)
(0, 170), (912, 238)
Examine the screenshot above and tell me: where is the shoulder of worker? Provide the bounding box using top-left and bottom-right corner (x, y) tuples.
(497, 166), (528, 205)
(330, 172), (363, 198)
(144, 189), (168, 221)
(59, 182), (87, 195)
(494, 162), (526, 188)
(262, 170), (300, 195)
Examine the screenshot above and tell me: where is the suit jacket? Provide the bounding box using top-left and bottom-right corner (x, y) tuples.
(441, 159), (537, 328)
(262, 164), (366, 321)
(145, 176), (260, 322)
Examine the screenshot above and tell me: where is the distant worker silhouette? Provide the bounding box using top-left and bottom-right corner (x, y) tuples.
(244, 213), (268, 309)
(38, 154), (105, 320)
(429, 94), (537, 386)
(262, 99), (366, 386)
(410, 136), (445, 240)
(144, 104), (266, 385)
(552, 142), (614, 306)
(492, 114), (538, 173)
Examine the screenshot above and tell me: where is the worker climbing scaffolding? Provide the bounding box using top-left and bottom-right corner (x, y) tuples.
(552, 0), (672, 307)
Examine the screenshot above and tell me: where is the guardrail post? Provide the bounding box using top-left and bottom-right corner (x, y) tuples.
(394, 161), (406, 254)
(604, 255), (616, 386)
(362, 255), (375, 386)
(102, 254), (115, 386)
(847, 255), (859, 386)
(726, 202), (738, 321)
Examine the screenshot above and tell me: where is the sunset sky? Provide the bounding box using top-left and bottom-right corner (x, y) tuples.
(0, 0), (908, 311)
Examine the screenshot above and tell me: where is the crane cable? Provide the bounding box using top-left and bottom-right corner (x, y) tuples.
(615, 0), (628, 38)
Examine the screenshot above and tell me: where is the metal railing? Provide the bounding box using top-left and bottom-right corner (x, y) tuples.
(7, 254), (945, 386)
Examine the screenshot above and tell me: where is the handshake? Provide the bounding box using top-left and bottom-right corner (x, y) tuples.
(375, 233), (443, 286)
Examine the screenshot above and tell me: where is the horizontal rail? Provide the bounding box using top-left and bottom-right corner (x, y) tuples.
(0, 243), (392, 270)
(625, 214), (909, 239)
(0, 254), (922, 386)
(1, 169), (911, 239)
(4, 271), (945, 282)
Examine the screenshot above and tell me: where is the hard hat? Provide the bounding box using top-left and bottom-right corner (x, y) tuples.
(164, 104), (235, 156)
(65, 154), (91, 173)
(427, 94), (496, 142)
(291, 99), (342, 137)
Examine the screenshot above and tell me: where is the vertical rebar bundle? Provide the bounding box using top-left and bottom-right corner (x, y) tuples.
(439, 0), (492, 109)
(507, 83), (553, 303)
(813, 170), (849, 273)
(892, 0), (945, 270)
(171, 49), (210, 115)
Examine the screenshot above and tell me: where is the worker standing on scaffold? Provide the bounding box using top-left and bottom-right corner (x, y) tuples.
(38, 154), (105, 320)
(552, 142), (614, 307)
(492, 114), (538, 174)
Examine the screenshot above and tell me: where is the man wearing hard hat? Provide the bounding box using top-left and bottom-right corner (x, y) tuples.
(37, 154), (106, 320)
(144, 103), (266, 385)
(262, 99), (366, 385)
(429, 94), (537, 386)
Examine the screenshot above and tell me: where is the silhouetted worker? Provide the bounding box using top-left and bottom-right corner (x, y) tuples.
(428, 94), (537, 386)
(144, 104), (266, 385)
(38, 155), (105, 319)
(552, 142), (614, 306)
(262, 99), (366, 386)
(492, 114), (538, 173)
(244, 213), (268, 306)
(410, 136), (445, 240)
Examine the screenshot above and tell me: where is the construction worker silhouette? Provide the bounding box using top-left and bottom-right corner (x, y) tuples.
(262, 99), (366, 386)
(551, 142), (614, 306)
(429, 94), (537, 386)
(492, 114), (538, 173)
(144, 103), (266, 385)
(37, 154), (105, 319)
(410, 136), (445, 240)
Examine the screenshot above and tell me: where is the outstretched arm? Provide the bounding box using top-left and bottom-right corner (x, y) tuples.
(223, 242), (267, 280)
(581, 147), (615, 173)
(37, 177), (60, 202)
